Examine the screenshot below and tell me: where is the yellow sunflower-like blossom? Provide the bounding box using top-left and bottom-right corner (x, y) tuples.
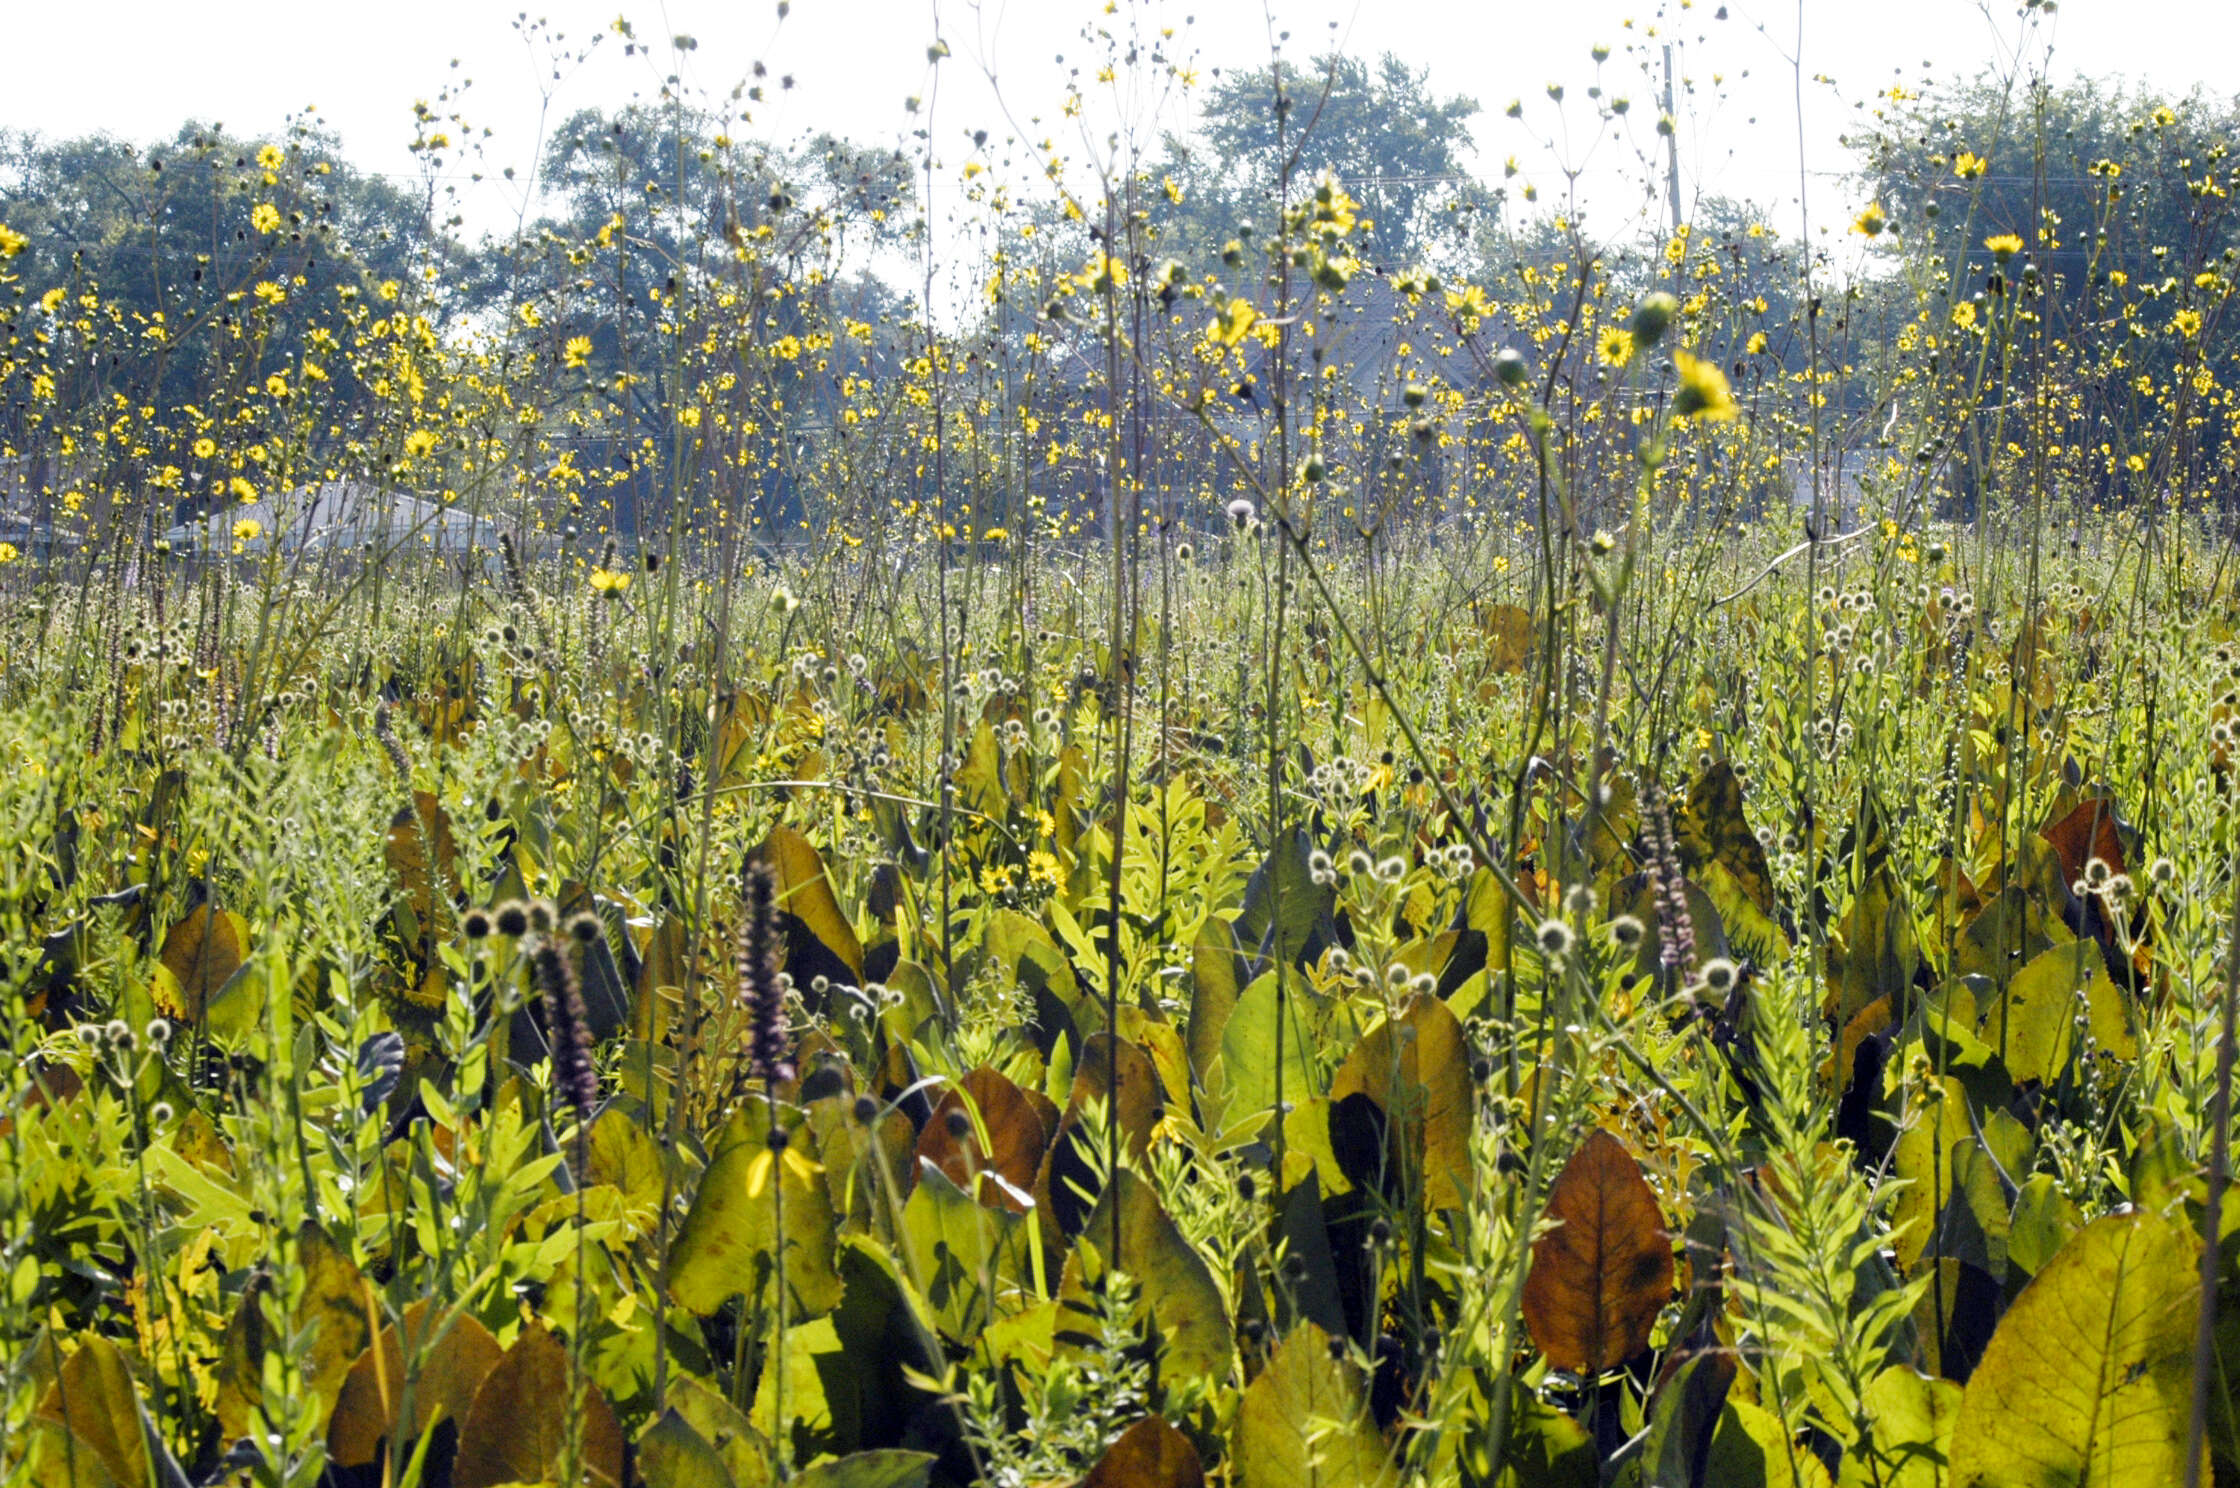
(1209, 298), (1258, 348)
(1672, 350), (1738, 422)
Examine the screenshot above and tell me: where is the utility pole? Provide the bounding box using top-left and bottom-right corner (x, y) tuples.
(1662, 44), (1684, 234)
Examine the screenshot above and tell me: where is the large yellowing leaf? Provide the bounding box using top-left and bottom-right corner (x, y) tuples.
(1328, 992), (1475, 1213)
(1232, 1321), (1396, 1488)
(1948, 1210), (2198, 1488)
(1059, 1170), (1233, 1386)
(670, 1102), (843, 1317)
(153, 904), (248, 1019)
(34, 1336), (151, 1488)
(1520, 1130), (1675, 1373)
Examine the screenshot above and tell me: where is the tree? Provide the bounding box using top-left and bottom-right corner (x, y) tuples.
(1155, 53), (1488, 270)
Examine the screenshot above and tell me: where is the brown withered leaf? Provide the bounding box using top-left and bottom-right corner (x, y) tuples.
(2038, 796), (2129, 888)
(1083, 1414), (1204, 1488)
(915, 1066), (1051, 1213)
(328, 1301), (503, 1467)
(1521, 1129), (1675, 1373)
(452, 1324), (624, 1488)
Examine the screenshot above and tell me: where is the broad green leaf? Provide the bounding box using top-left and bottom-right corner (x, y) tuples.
(1839, 1368), (1958, 1488)
(1215, 971), (1317, 1137)
(1948, 1210), (2198, 1488)
(639, 1410), (737, 1488)
(790, 1451), (937, 1488)
(901, 1162), (1023, 1341)
(1705, 1399), (1832, 1488)
(670, 1102), (843, 1317)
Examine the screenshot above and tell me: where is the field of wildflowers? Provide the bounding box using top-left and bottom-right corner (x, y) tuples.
(7, 3), (2240, 1484)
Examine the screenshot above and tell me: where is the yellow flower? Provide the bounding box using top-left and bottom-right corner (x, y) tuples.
(1984, 233), (2023, 261)
(257, 144), (284, 170)
(1951, 302), (1979, 330)
(1209, 297), (1258, 348)
(251, 202), (282, 234)
(1671, 350), (1738, 422)
(1746, 331), (1769, 355)
(1597, 326), (1635, 367)
(228, 476), (256, 501)
(563, 336), (593, 369)
(2175, 308), (2203, 339)
(233, 519), (263, 542)
(1851, 203), (1886, 237)
(403, 429), (437, 460)
(0, 224), (27, 258)
(193, 438), (217, 459)
(0, 542), (18, 564)
(589, 567), (631, 596)
(1953, 151), (1989, 180)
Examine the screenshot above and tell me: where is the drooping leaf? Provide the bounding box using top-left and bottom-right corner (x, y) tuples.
(1083, 1415), (1205, 1488)
(452, 1324), (625, 1488)
(1676, 761), (1777, 917)
(1948, 1210), (2198, 1488)
(1233, 825), (1338, 971)
(1639, 1351), (1737, 1488)
(1826, 862), (1919, 1027)
(746, 824), (865, 986)
(1232, 1320), (1396, 1488)
(1520, 1129), (1675, 1373)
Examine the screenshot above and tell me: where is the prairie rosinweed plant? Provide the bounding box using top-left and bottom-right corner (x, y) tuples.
(11, 5), (2240, 1486)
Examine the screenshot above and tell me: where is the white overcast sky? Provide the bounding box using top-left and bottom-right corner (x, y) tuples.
(6, 0), (2237, 259)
